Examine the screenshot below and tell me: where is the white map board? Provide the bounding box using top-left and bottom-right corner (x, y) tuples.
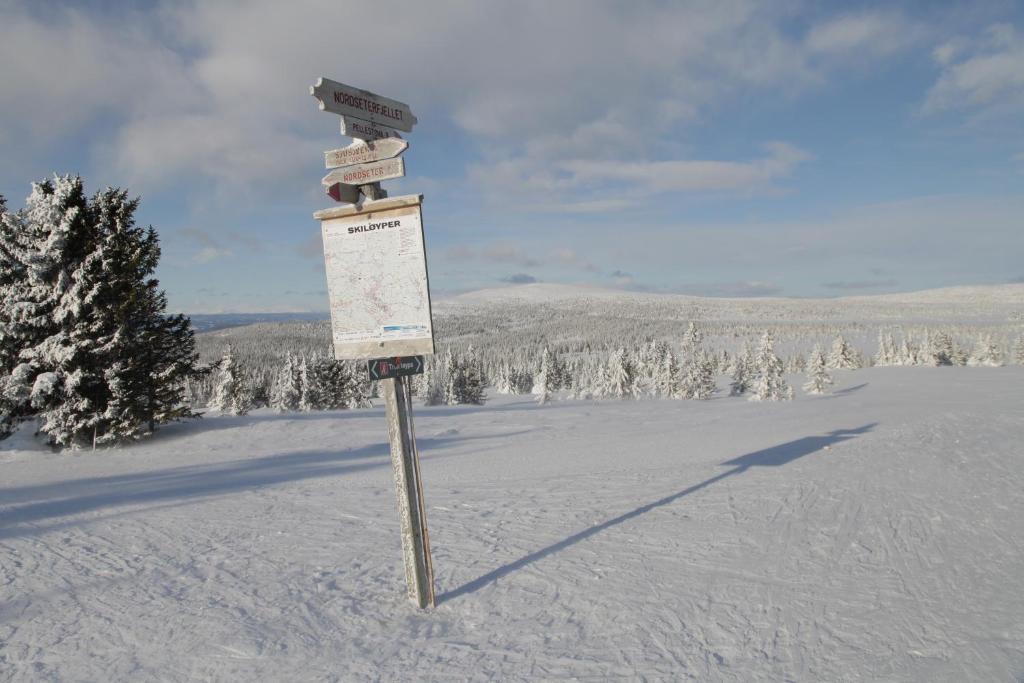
(314, 195), (434, 360)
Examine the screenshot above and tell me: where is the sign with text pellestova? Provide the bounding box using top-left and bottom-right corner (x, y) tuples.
(339, 116), (404, 141)
(314, 194), (434, 360)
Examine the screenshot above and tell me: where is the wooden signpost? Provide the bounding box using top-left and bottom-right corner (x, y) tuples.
(339, 116), (404, 142)
(311, 77), (435, 609)
(311, 77), (417, 132)
(325, 138), (408, 169)
(321, 158), (405, 188)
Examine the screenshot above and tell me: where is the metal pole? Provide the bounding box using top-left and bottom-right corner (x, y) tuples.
(382, 374), (435, 608)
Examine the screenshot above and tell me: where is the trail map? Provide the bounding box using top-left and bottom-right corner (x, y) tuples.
(320, 199), (433, 359)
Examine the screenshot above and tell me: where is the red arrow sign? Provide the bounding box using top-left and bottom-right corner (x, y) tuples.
(326, 182), (360, 203)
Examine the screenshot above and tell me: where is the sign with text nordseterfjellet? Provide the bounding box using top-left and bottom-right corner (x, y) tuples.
(314, 194), (434, 360)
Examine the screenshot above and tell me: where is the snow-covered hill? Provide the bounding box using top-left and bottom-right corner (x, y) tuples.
(2, 368), (1023, 680)
(444, 282), (1024, 306)
(435, 282), (1023, 326)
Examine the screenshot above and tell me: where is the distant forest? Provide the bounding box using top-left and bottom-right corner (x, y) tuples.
(188, 293), (1024, 412)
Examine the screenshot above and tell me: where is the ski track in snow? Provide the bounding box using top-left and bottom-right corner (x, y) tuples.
(1, 368), (1023, 681)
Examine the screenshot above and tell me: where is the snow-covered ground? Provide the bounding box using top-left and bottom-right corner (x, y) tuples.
(2, 368), (1023, 681)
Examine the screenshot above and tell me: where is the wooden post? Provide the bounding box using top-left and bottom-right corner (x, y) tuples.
(382, 374), (435, 608)
(359, 182), (387, 200)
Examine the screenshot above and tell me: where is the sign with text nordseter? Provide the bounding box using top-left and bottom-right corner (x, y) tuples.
(314, 194), (434, 360)
(322, 157), (405, 187)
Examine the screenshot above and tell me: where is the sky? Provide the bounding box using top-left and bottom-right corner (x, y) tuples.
(1, 0), (1022, 312)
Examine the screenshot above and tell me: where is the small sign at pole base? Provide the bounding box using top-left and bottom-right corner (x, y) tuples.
(368, 356), (424, 381)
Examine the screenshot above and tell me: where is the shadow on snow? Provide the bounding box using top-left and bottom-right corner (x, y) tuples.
(0, 431), (530, 539)
(441, 423), (877, 603)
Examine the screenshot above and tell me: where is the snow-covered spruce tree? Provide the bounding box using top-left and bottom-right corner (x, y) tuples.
(605, 348), (635, 399)
(803, 344), (833, 395)
(88, 188), (198, 439)
(543, 345), (563, 391)
(897, 338), (916, 366)
(412, 357), (431, 396)
(1015, 333), (1024, 366)
(492, 364), (514, 395)
(0, 178), (199, 446)
(566, 369), (589, 400)
(681, 322), (701, 359)
(270, 352), (301, 412)
(968, 335), (1003, 367)
(827, 335), (860, 370)
(459, 346), (486, 405)
(0, 179), (89, 440)
(926, 331), (954, 366)
(749, 331), (793, 402)
(297, 355), (320, 411)
(647, 339), (669, 377)
(0, 192), (20, 437)
(689, 353), (717, 400)
(441, 347), (484, 406)
(311, 358), (349, 410)
(533, 346), (555, 404)
(729, 341), (755, 396)
(441, 348), (460, 406)
(655, 348), (679, 398)
(629, 354), (651, 398)
(679, 333), (715, 401)
(345, 362), (372, 408)
(588, 362), (609, 399)
(211, 346), (251, 416)
(421, 356), (445, 406)
(786, 353), (806, 373)
(875, 330), (898, 367)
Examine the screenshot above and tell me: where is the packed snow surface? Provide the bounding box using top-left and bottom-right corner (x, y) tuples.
(2, 368), (1023, 681)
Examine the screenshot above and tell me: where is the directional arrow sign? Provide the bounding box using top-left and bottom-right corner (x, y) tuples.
(339, 116), (403, 142)
(325, 138), (408, 169)
(322, 158), (405, 187)
(311, 77), (417, 132)
(326, 182), (361, 203)
(368, 356), (424, 381)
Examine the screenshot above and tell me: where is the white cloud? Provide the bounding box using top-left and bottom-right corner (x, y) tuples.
(932, 38), (968, 66)
(924, 24), (1024, 116)
(0, 2), (854, 197)
(469, 141), (811, 209)
(805, 12), (914, 56)
(560, 142), (810, 194)
(0, 6), (201, 142)
(573, 194), (1024, 276)
(193, 247), (232, 263)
